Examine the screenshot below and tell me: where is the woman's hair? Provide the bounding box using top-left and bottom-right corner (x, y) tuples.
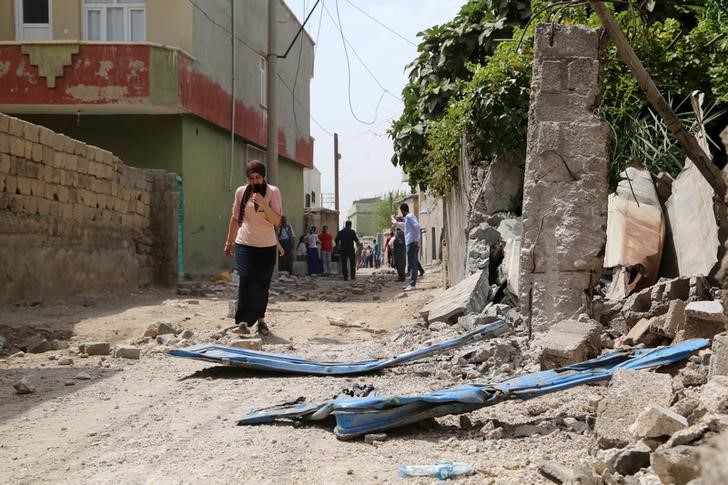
(238, 160), (268, 225)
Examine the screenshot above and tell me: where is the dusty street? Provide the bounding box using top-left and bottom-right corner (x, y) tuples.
(0, 267), (596, 484)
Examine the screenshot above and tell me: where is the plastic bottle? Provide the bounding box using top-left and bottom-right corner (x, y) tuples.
(399, 461), (475, 480)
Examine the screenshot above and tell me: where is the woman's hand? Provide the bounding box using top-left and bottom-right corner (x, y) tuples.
(224, 242), (233, 257)
(252, 193), (269, 211)
(278, 245), (285, 256)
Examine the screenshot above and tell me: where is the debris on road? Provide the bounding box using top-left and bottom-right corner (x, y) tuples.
(170, 321), (510, 375)
(399, 461), (475, 480)
(237, 339), (708, 439)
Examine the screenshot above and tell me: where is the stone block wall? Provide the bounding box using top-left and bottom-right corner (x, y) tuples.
(519, 25), (610, 331)
(0, 113), (178, 304)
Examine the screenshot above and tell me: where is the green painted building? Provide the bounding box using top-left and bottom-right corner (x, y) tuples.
(347, 196), (380, 238)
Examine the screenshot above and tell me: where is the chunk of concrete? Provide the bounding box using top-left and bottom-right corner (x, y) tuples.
(539, 319), (602, 370)
(229, 339), (263, 351)
(699, 376), (728, 414)
(709, 333), (728, 378)
(700, 429), (728, 485)
(650, 299), (686, 339)
(144, 321), (177, 338)
(621, 276), (711, 328)
(420, 270), (489, 324)
(21, 335), (50, 354)
(629, 404), (688, 440)
(13, 377), (35, 394)
(612, 440), (652, 476)
(113, 345), (141, 360)
(80, 342), (111, 356)
(651, 445), (700, 485)
(595, 369), (673, 449)
(676, 300), (728, 341)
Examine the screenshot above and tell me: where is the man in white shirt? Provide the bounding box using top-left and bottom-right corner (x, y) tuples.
(400, 203), (421, 291)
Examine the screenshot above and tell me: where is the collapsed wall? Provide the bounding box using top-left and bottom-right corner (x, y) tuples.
(519, 25), (610, 331)
(0, 113), (178, 304)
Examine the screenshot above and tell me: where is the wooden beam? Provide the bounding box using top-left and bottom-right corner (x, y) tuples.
(588, 1), (726, 199)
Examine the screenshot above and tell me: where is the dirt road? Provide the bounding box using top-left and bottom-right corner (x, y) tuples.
(0, 267), (594, 484)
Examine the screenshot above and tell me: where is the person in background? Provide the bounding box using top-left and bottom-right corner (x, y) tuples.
(400, 202), (421, 291)
(392, 227), (406, 282)
(277, 215), (295, 274)
(319, 225), (333, 275)
(373, 240), (380, 269)
(335, 220), (359, 281)
(306, 226), (321, 275)
(224, 160), (281, 336)
(385, 230), (393, 268)
(297, 235), (307, 260)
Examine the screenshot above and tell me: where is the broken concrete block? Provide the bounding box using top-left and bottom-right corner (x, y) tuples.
(624, 318), (655, 346)
(651, 445), (700, 485)
(229, 339), (262, 351)
(595, 369), (673, 449)
(622, 277), (711, 328)
(49, 339), (70, 350)
(420, 270), (489, 324)
(80, 342), (111, 356)
(700, 429), (728, 485)
(629, 404), (688, 440)
(538, 319), (601, 370)
(650, 299), (686, 339)
(144, 321), (177, 338)
(699, 376), (728, 415)
(13, 377), (35, 394)
(156, 334), (178, 346)
(456, 313), (500, 332)
(676, 300), (728, 341)
(709, 333), (728, 378)
(612, 440), (652, 476)
(21, 335), (50, 354)
(113, 345), (141, 360)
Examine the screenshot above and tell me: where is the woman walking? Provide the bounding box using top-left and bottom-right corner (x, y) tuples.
(224, 160), (281, 336)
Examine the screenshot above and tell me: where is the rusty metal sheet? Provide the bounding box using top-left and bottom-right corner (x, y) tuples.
(604, 162), (665, 299)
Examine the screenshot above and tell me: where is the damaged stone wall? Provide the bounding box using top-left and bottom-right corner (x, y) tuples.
(519, 24), (610, 332)
(443, 140), (524, 288)
(0, 113), (178, 304)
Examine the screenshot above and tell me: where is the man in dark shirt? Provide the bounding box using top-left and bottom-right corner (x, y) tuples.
(335, 220), (360, 281)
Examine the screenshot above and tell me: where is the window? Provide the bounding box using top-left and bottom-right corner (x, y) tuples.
(311, 191), (316, 205)
(84, 0), (146, 41)
(22, 0), (49, 23)
(15, 0), (51, 40)
(305, 193), (311, 208)
(260, 56), (267, 107)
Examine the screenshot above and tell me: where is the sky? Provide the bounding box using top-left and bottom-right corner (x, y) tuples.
(285, 0), (466, 226)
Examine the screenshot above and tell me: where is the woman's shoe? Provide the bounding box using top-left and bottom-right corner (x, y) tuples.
(257, 320), (270, 336)
(238, 323), (249, 335)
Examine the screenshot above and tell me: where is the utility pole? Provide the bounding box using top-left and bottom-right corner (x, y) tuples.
(266, 0), (278, 183)
(334, 132), (340, 212)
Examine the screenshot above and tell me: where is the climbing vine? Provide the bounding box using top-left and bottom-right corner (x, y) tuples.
(390, 0), (728, 193)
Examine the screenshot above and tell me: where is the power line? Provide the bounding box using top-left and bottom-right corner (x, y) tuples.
(187, 0), (261, 56)
(325, 2), (401, 103)
(322, 135), (387, 193)
(277, 73), (334, 137)
(343, 0), (417, 47)
(326, 0), (401, 126)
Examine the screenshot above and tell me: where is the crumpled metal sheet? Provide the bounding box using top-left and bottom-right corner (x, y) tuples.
(238, 339), (709, 439)
(665, 92), (720, 277)
(169, 321), (510, 375)
(604, 161), (665, 299)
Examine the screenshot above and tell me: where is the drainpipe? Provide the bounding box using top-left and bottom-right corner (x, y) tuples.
(228, 0), (236, 191)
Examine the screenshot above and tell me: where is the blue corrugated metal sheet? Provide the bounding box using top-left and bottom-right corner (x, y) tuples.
(238, 339), (709, 439)
(169, 321), (510, 375)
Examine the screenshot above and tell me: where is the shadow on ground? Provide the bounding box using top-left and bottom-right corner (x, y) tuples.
(0, 366), (120, 423)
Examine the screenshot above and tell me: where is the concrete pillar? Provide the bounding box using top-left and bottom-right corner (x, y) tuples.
(519, 24), (609, 332)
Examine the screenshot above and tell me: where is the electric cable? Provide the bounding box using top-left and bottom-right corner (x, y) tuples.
(343, 0), (417, 47)
(187, 0), (261, 55)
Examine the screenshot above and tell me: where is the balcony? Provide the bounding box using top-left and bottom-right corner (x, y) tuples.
(0, 41), (188, 115)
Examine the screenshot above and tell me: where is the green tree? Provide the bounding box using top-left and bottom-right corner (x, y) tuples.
(372, 191), (409, 233)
